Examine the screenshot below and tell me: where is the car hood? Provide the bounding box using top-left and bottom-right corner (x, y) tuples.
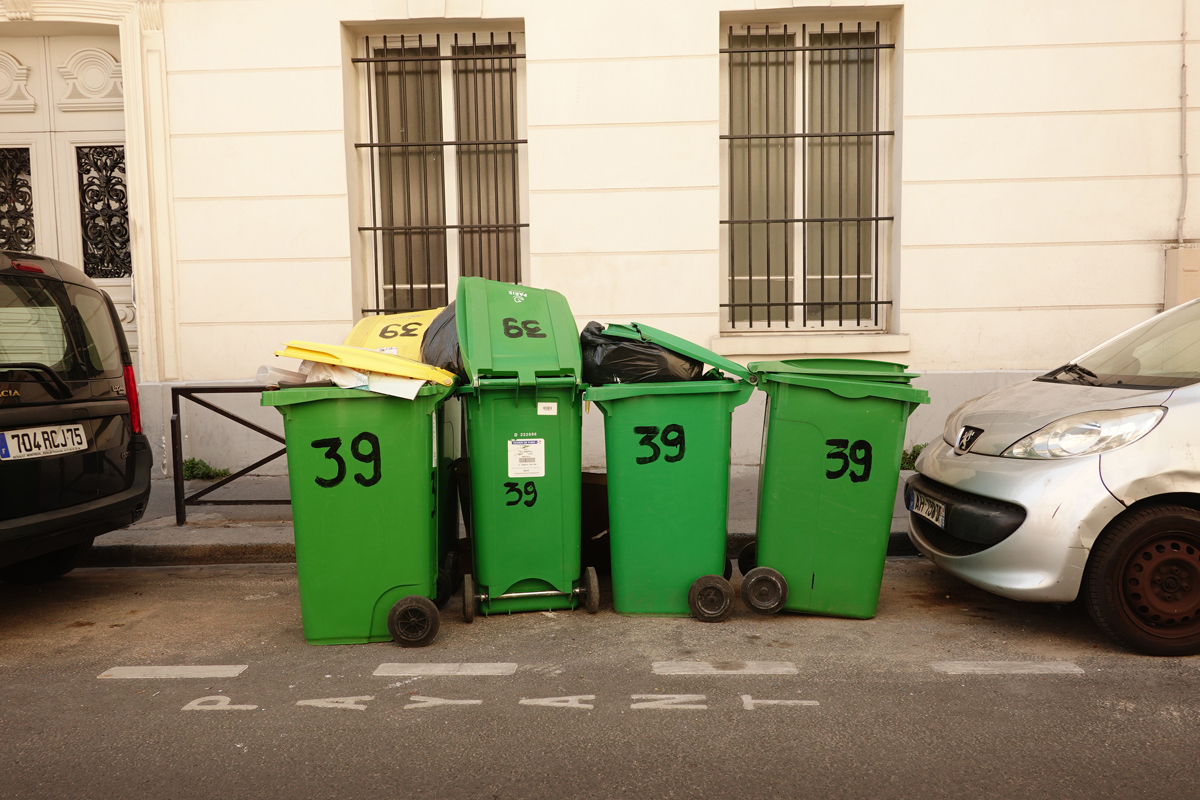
(947, 379), (1174, 456)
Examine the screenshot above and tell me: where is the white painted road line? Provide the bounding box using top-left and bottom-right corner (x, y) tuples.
(652, 661), (798, 676)
(741, 695), (820, 710)
(403, 696), (484, 709)
(373, 663), (518, 677)
(931, 661), (1085, 675)
(182, 696), (258, 711)
(99, 665), (248, 679)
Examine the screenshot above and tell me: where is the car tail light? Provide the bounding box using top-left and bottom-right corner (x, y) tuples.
(12, 261), (44, 273)
(123, 364), (142, 434)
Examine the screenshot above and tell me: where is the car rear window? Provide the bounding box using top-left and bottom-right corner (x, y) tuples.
(0, 275), (77, 375)
(67, 285), (123, 374)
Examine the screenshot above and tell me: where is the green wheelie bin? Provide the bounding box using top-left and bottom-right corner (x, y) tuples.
(585, 323), (753, 621)
(455, 277), (599, 619)
(741, 359), (929, 619)
(262, 383), (454, 646)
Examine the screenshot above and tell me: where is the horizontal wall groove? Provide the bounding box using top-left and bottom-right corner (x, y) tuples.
(902, 239), (1176, 250)
(908, 39), (1193, 54)
(907, 107), (1188, 120)
(904, 174), (1187, 186)
(530, 185), (717, 195)
(533, 249), (717, 257)
(904, 303), (1162, 314)
(175, 195), (348, 202)
(529, 120), (718, 130)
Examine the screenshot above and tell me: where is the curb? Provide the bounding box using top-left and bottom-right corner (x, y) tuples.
(81, 542), (296, 569)
(82, 530), (918, 570)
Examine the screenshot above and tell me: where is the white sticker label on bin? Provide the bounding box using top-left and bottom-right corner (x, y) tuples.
(508, 438), (545, 478)
(537, 402), (557, 416)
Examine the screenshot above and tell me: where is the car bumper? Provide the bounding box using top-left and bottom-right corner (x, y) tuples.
(0, 434), (152, 567)
(907, 438), (1125, 603)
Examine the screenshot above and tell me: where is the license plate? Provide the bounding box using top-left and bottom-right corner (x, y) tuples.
(909, 488), (947, 529)
(0, 424), (88, 461)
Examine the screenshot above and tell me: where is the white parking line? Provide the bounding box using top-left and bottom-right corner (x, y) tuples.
(931, 661), (1085, 675)
(652, 661), (798, 675)
(99, 665), (248, 679)
(373, 663), (518, 677)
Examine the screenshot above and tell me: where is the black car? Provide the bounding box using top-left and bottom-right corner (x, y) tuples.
(0, 252), (150, 583)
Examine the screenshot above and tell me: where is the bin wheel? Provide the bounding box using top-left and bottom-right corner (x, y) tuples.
(462, 573), (477, 624)
(689, 575), (735, 623)
(723, 558), (733, 582)
(584, 566), (600, 614)
(737, 542), (758, 577)
(435, 568), (453, 611)
(387, 596), (440, 648)
(742, 566), (788, 615)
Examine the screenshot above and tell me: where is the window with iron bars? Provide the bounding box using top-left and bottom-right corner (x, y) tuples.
(355, 32), (526, 314)
(721, 22), (894, 330)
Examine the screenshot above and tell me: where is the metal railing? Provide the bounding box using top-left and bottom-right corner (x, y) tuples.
(170, 385), (289, 525)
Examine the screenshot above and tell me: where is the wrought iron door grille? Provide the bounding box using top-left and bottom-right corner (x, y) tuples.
(721, 23), (894, 329)
(0, 147), (35, 253)
(354, 33), (526, 315)
(76, 145), (132, 279)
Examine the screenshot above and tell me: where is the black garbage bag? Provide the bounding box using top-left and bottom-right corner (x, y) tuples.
(421, 302), (464, 377)
(580, 321), (704, 385)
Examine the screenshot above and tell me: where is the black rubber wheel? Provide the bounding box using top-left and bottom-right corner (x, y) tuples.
(737, 542), (757, 577)
(387, 595), (440, 647)
(434, 568), (453, 611)
(1086, 505), (1200, 656)
(723, 558), (733, 582)
(0, 539), (93, 585)
(584, 566), (600, 614)
(462, 573), (476, 624)
(688, 575), (734, 622)
(742, 566), (787, 615)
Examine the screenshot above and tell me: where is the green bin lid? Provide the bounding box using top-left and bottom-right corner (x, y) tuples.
(261, 383), (453, 408)
(455, 277), (582, 386)
(602, 322), (752, 382)
(759, 372), (930, 405)
(748, 357), (919, 383)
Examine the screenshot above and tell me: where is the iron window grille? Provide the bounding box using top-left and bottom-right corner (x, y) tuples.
(721, 22), (894, 330)
(0, 147), (35, 253)
(354, 32), (527, 315)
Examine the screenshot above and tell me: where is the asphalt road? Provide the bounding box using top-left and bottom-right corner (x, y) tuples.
(2, 559), (1198, 799)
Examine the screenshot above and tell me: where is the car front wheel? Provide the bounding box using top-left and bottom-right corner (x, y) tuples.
(1086, 505), (1200, 656)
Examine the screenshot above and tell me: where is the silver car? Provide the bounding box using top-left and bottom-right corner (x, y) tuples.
(907, 298), (1200, 655)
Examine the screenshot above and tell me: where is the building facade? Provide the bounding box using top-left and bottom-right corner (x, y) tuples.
(0, 0), (1193, 476)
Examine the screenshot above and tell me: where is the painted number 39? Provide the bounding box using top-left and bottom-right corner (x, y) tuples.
(502, 318), (547, 339)
(634, 425), (686, 465)
(311, 433), (382, 488)
(825, 439), (872, 483)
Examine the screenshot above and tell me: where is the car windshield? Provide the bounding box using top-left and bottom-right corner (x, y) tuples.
(1042, 300), (1200, 389)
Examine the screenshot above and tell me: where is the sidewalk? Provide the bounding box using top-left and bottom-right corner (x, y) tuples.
(81, 469), (920, 568)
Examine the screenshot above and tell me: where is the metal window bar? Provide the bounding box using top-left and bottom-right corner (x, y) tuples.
(720, 23), (894, 329)
(170, 386), (289, 526)
(354, 33), (527, 315)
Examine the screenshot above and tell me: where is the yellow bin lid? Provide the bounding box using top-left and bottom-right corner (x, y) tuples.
(275, 340), (456, 386)
(342, 307), (443, 360)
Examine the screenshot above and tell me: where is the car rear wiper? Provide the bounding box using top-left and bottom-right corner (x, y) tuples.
(0, 362), (73, 399)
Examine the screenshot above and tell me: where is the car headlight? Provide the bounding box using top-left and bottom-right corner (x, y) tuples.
(1002, 407), (1166, 459)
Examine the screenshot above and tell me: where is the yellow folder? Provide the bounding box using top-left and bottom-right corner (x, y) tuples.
(275, 341), (456, 386)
